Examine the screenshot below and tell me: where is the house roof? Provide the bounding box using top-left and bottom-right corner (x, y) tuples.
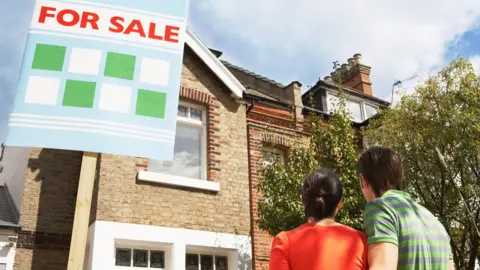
(221, 61), (286, 88)
(302, 80), (390, 106)
(0, 186), (19, 229)
(185, 29), (245, 99)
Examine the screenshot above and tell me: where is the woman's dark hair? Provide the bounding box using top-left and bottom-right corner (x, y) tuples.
(356, 146), (403, 197)
(302, 168), (343, 221)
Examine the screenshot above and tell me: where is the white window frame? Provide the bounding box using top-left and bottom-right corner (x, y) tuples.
(262, 147), (285, 166)
(114, 241), (171, 270)
(139, 101), (220, 192)
(186, 246), (231, 270)
(176, 101), (208, 180)
(326, 91), (379, 122)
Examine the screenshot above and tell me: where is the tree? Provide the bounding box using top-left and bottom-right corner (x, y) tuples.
(363, 58), (480, 270)
(257, 68), (365, 237)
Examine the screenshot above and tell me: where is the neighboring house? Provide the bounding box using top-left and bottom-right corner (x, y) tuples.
(223, 54), (388, 270)
(2, 29), (388, 270)
(0, 146), (29, 270)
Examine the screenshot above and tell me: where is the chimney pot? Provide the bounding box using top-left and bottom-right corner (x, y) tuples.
(324, 75), (332, 82)
(348, 58), (355, 68)
(354, 53), (362, 65)
(341, 63), (349, 71)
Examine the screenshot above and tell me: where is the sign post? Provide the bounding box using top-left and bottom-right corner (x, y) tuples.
(5, 0), (189, 268)
(67, 152), (98, 270)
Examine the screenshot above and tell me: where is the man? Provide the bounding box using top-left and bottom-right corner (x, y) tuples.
(357, 146), (455, 270)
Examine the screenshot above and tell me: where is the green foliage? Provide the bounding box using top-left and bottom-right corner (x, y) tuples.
(257, 66), (364, 237)
(363, 58), (480, 270)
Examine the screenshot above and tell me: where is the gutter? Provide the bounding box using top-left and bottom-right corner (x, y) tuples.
(0, 223), (20, 230)
(243, 92), (292, 110)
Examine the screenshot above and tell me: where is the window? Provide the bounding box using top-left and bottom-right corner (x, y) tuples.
(262, 148), (285, 166)
(326, 92), (379, 122)
(186, 253), (228, 270)
(149, 103), (207, 180)
(115, 248), (165, 268)
(348, 100), (363, 122)
(365, 104), (378, 118)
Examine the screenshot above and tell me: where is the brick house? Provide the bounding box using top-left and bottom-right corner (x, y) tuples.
(0, 29), (387, 270)
(223, 53), (388, 270)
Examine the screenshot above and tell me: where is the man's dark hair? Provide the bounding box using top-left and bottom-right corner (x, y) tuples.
(302, 168), (343, 221)
(357, 146), (404, 197)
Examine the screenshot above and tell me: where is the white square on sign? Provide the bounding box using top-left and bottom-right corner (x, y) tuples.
(68, 48), (102, 75)
(25, 76), (60, 105)
(98, 83), (132, 113)
(139, 58), (170, 86)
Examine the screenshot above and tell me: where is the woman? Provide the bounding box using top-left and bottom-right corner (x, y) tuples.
(269, 168), (367, 270)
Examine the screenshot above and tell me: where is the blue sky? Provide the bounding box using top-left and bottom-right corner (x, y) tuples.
(1, 0), (480, 143)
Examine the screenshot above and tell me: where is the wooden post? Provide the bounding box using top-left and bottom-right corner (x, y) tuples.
(67, 152), (98, 270)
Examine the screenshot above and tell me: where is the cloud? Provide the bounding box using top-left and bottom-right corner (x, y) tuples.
(470, 55), (480, 75)
(190, 0), (480, 99)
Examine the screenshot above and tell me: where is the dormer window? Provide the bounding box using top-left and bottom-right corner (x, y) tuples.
(326, 92), (378, 122)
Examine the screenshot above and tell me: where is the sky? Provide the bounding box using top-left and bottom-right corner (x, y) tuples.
(1, 0), (480, 142)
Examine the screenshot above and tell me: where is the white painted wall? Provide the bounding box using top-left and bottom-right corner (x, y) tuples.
(0, 147), (29, 211)
(86, 221), (252, 270)
(0, 229), (17, 270)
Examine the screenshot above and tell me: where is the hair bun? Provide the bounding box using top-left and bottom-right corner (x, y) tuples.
(302, 168), (343, 221)
(315, 195), (326, 213)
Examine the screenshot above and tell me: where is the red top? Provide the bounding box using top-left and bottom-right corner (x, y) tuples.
(269, 223), (368, 270)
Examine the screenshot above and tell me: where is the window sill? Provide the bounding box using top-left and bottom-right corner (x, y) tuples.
(138, 171), (220, 192)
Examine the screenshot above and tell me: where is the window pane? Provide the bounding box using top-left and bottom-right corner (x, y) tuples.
(149, 123), (203, 179)
(365, 104), (378, 118)
(186, 254), (199, 270)
(216, 256), (228, 270)
(150, 251), (165, 268)
(201, 255), (213, 270)
(327, 95), (340, 112)
(190, 108), (203, 121)
(349, 101), (363, 122)
(263, 149), (284, 166)
(115, 249), (131, 266)
(178, 105), (188, 117)
(133, 250), (148, 267)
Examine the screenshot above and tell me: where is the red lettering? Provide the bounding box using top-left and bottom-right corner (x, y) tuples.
(124, 20), (146, 37)
(164, 25), (180, 43)
(148, 23), (163, 40)
(38, 6), (56, 23)
(109, 16), (125, 33)
(80, 12), (99, 30)
(57, 9), (80, 27)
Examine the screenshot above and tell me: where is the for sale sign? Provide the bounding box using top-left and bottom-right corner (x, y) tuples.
(5, 0), (188, 160)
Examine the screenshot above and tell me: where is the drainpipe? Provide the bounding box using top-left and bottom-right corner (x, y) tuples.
(245, 99), (256, 268)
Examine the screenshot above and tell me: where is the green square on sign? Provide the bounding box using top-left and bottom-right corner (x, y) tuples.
(32, 44), (66, 71)
(104, 52), (136, 80)
(136, 90), (167, 119)
(63, 80), (96, 108)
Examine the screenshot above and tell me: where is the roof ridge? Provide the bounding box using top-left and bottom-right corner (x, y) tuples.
(221, 60), (286, 88)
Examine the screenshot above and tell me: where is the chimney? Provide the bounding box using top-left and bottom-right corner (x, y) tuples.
(340, 53), (372, 96)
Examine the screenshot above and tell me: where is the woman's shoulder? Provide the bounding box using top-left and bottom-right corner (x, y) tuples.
(335, 224), (366, 237)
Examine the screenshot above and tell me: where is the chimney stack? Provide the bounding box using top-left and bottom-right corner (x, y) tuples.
(340, 53), (372, 96)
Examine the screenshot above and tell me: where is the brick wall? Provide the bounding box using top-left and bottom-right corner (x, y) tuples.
(91, 46), (251, 235)
(14, 149), (82, 270)
(247, 103), (308, 270)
